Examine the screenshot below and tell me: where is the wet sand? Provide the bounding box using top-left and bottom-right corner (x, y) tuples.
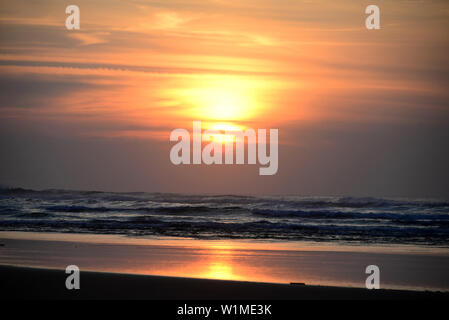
(1, 265), (448, 300)
(1, 231), (449, 297)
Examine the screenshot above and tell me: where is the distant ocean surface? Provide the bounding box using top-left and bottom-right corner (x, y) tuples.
(1, 188), (448, 246)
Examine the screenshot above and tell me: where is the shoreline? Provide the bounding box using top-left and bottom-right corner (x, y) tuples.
(2, 265), (448, 300)
(2, 230), (448, 255)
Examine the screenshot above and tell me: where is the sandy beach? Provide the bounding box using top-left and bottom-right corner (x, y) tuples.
(1, 231), (449, 299)
(1, 265), (448, 300)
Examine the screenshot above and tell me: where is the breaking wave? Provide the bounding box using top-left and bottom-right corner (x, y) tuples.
(0, 188), (448, 246)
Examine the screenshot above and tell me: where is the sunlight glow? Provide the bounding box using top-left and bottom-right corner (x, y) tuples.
(205, 262), (235, 280)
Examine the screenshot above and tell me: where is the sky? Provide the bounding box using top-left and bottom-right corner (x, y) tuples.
(0, 0), (448, 197)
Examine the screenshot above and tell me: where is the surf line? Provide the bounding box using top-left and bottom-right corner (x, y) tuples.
(169, 121), (278, 175)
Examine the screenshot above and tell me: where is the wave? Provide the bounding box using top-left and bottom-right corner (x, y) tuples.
(251, 208), (449, 221)
(1, 217), (448, 245)
(42, 204), (237, 215)
(1, 188), (448, 246)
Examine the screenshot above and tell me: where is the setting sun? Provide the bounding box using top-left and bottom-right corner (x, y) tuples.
(172, 76), (265, 121)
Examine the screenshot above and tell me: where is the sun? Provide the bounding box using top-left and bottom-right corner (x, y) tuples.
(174, 76), (263, 121)
(197, 86), (247, 120)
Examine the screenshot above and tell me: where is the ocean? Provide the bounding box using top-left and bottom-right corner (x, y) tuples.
(1, 188), (448, 247)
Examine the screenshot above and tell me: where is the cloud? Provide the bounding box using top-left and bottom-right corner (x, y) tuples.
(0, 59), (279, 77)
(67, 32), (111, 46)
(0, 73), (117, 109)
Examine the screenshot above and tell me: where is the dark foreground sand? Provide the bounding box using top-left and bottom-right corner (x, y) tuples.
(1, 265), (448, 300)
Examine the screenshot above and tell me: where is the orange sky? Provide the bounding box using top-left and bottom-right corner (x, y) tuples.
(0, 0), (448, 196)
